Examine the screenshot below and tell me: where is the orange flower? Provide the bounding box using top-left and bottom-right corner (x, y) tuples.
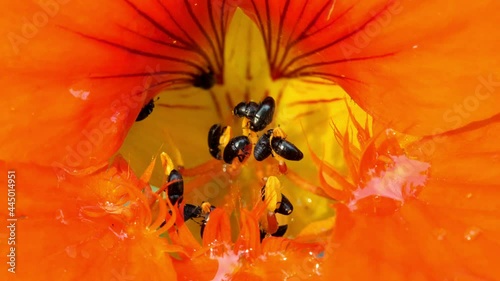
(1, 0), (499, 280)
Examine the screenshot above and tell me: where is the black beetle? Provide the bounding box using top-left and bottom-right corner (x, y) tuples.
(250, 96), (275, 132)
(208, 124), (227, 160)
(136, 99), (156, 122)
(223, 136), (251, 164)
(199, 204), (216, 238)
(233, 101), (259, 118)
(253, 129), (274, 161)
(233, 97), (275, 132)
(275, 193), (293, 215)
(259, 224), (288, 241)
(272, 224), (289, 237)
(271, 136), (304, 161)
(167, 169), (184, 205)
(183, 204), (202, 221)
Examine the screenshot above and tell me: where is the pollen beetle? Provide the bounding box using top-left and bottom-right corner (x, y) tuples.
(272, 224), (289, 237)
(192, 69), (215, 90)
(223, 136), (251, 164)
(253, 129), (273, 161)
(255, 128), (303, 162)
(208, 124), (226, 160)
(184, 202), (214, 219)
(259, 224), (289, 241)
(233, 101), (259, 118)
(271, 137), (303, 161)
(136, 98), (156, 121)
(182, 202), (215, 238)
(183, 204), (202, 221)
(199, 203), (216, 238)
(233, 96), (275, 132)
(275, 193), (293, 215)
(250, 96), (275, 131)
(167, 169), (184, 205)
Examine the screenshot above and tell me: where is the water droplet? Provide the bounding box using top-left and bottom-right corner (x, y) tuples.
(464, 226), (482, 241)
(69, 88), (90, 100)
(434, 228), (447, 241)
(65, 245), (77, 258)
(385, 128), (396, 136)
(466, 193), (472, 199)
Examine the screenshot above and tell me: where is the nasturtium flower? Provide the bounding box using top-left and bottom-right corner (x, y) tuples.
(1, 0), (499, 280)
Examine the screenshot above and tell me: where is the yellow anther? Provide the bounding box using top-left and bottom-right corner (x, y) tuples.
(263, 176), (282, 213)
(160, 152), (175, 176)
(242, 118), (258, 144)
(201, 201), (212, 214)
(272, 126), (287, 139)
(219, 125), (232, 148)
(241, 118), (250, 136)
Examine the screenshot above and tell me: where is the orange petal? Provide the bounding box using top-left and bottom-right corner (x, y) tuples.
(324, 201), (500, 281)
(408, 113), (500, 189)
(172, 255), (219, 280)
(323, 116), (500, 280)
(202, 208), (232, 249)
(0, 0), (236, 168)
(0, 160), (176, 280)
(240, 0), (500, 135)
(234, 209), (261, 258)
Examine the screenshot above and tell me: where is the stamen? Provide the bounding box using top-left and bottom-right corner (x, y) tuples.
(149, 191), (169, 231)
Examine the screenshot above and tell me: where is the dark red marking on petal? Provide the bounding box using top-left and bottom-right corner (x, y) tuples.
(90, 71), (194, 79)
(280, 2), (394, 75)
(270, 0), (291, 68)
(155, 1), (215, 69)
(61, 28), (205, 72)
(119, 25), (190, 50)
(301, 72), (365, 84)
(209, 90), (224, 121)
(292, 110), (316, 119)
(284, 53), (396, 78)
(287, 97), (344, 107)
(225, 91), (235, 110)
(182, 0), (222, 72)
(275, 0), (335, 76)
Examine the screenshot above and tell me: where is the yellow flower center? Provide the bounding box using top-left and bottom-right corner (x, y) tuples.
(119, 8), (370, 238)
